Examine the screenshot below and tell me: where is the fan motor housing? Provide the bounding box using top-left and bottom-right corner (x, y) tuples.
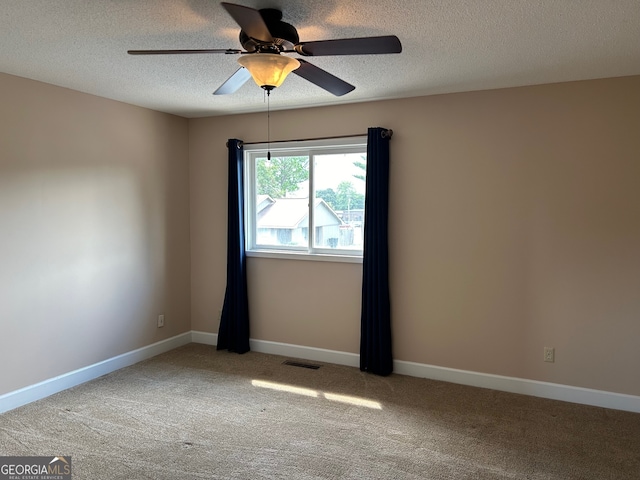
(239, 8), (299, 53)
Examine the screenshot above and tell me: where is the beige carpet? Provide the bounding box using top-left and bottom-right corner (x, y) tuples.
(1, 344), (639, 479)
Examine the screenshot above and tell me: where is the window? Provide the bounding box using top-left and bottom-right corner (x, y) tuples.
(244, 136), (367, 261)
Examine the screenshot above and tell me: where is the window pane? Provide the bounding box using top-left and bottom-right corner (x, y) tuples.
(255, 155), (309, 247)
(313, 153), (366, 250)
(245, 137), (366, 259)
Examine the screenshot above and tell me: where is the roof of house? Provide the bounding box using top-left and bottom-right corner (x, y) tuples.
(256, 195), (275, 214)
(257, 198), (341, 229)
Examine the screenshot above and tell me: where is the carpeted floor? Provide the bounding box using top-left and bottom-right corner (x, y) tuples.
(1, 343), (639, 479)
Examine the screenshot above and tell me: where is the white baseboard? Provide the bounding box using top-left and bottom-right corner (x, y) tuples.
(0, 332), (192, 414)
(192, 332), (640, 414)
(188, 332), (359, 367)
(4, 331), (639, 415)
(392, 360), (640, 414)
(191, 331), (218, 346)
(250, 339), (360, 368)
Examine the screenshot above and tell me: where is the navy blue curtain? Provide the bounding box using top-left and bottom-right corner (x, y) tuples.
(360, 127), (392, 376)
(217, 139), (250, 353)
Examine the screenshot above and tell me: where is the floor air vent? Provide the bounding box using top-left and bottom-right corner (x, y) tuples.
(282, 360), (321, 370)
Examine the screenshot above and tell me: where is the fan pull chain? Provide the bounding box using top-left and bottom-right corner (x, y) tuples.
(267, 90), (271, 160)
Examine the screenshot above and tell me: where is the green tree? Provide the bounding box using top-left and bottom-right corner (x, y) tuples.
(353, 155), (367, 182)
(256, 156), (308, 198)
(335, 181), (365, 210)
(316, 188), (337, 209)
(352, 193), (365, 210)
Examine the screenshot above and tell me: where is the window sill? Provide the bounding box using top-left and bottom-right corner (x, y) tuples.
(246, 250), (363, 264)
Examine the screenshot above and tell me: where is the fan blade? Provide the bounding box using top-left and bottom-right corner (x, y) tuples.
(128, 49), (241, 55)
(221, 2), (273, 43)
(293, 60), (355, 96)
(294, 35), (402, 56)
(213, 67), (252, 95)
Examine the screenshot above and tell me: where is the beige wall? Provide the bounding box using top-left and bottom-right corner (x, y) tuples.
(0, 73), (191, 395)
(190, 76), (640, 397)
(2, 71), (638, 400)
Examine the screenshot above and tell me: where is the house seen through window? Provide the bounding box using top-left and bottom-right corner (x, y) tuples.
(244, 136), (367, 260)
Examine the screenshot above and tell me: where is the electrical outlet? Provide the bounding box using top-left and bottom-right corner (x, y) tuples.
(544, 347), (554, 363)
(157, 314), (165, 328)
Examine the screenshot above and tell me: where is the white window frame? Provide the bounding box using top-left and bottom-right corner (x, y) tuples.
(244, 136), (367, 263)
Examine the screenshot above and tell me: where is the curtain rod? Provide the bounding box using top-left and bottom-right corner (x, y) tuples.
(228, 130), (393, 148)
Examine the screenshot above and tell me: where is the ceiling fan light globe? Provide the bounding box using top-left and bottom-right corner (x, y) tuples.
(237, 54), (300, 89)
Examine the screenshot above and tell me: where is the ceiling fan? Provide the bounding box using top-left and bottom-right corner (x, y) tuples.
(128, 2), (402, 96)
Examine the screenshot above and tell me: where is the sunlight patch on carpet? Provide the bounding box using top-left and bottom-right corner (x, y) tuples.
(323, 392), (382, 410)
(252, 379), (382, 409)
(251, 380), (318, 397)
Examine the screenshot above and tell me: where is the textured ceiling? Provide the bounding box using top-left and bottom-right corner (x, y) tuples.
(2, 0), (640, 118)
